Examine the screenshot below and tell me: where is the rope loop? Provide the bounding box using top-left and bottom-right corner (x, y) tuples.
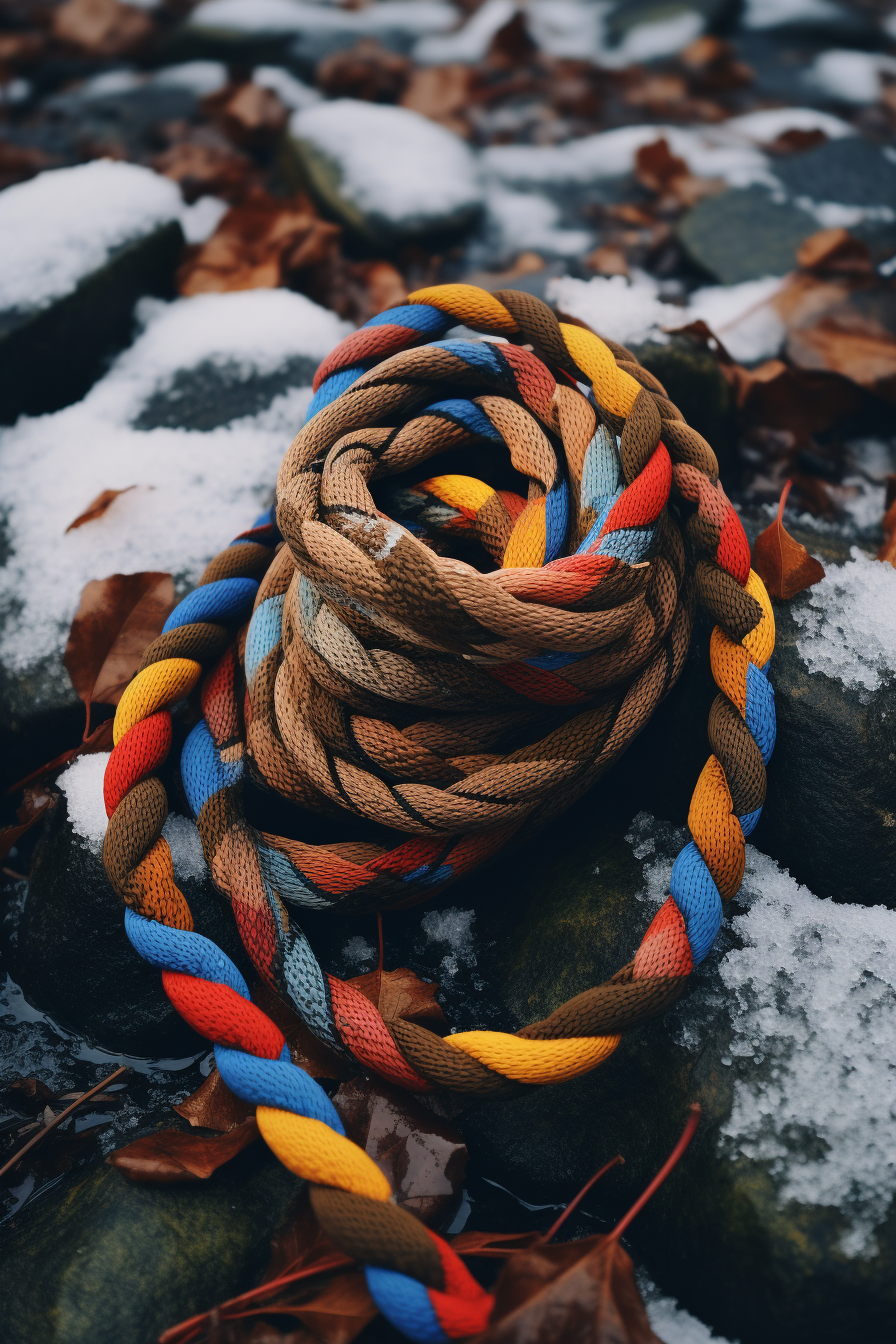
(98, 285), (776, 1341)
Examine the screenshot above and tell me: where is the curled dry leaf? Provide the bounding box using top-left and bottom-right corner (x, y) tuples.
(64, 572), (175, 727)
(477, 1235), (662, 1344)
(173, 1066), (255, 1132)
(107, 1117), (259, 1183)
(65, 486), (137, 533)
(203, 81), (290, 149)
(51, 0), (154, 58)
(751, 480), (825, 600)
(333, 1076), (467, 1225)
(635, 138), (724, 210)
(347, 964), (447, 1031)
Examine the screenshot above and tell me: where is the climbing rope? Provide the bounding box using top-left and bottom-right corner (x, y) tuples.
(100, 284), (775, 1340)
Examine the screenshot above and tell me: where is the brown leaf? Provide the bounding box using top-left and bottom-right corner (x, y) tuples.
(452, 1230), (544, 1259)
(64, 572), (174, 721)
(153, 131), (258, 204)
(65, 486), (137, 533)
(174, 1067), (255, 1132)
(796, 228), (873, 275)
(0, 1078), (57, 1115)
(0, 139), (54, 191)
(333, 1077), (466, 1225)
(347, 965), (447, 1030)
(401, 64), (473, 137)
(586, 245), (629, 277)
(107, 1117), (259, 1182)
(478, 1237), (662, 1344)
(634, 138), (724, 209)
(752, 480), (826, 600)
(316, 38), (410, 104)
(51, 0), (154, 57)
(204, 81), (290, 149)
(0, 787), (52, 862)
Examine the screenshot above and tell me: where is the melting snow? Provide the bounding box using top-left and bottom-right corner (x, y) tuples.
(793, 549), (896, 693)
(0, 288), (349, 674)
(421, 907), (477, 983)
(625, 814), (896, 1258)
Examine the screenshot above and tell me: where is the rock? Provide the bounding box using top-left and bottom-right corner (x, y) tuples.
(287, 99), (483, 249)
(440, 803), (896, 1344)
(0, 288), (347, 758)
(676, 185), (816, 284)
(0, 1148), (298, 1344)
(604, 0), (732, 59)
(0, 162), (186, 425)
(4, 785), (253, 1056)
(629, 333), (737, 477)
(772, 137), (896, 262)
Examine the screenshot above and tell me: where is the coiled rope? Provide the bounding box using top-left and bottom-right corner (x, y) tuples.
(99, 284), (775, 1340)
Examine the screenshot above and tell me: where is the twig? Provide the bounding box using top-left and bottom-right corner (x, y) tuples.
(159, 1253), (354, 1344)
(0, 1065), (129, 1182)
(608, 1104), (701, 1242)
(539, 1154), (624, 1244)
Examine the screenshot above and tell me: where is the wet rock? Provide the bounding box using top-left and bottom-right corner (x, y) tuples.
(4, 789), (252, 1056)
(448, 805), (896, 1344)
(0, 162), (185, 425)
(287, 99), (483, 249)
(772, 137), (896, 263)
(676, 185), (816, 284)
(629, 333), (736, 477)
(0, 1147), (298, 1344)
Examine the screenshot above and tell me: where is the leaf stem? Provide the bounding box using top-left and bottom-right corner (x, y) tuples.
(777, 478), (793, 523)
(539, 1154), (624, 1244)
(607, 1104), (700, 1243)
(0, 1065), (128, 1182)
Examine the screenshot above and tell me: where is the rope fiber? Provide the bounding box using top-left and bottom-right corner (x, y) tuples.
(97, 284), (776, 1341)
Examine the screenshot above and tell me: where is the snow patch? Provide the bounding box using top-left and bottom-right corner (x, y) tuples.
(291, 99), (482, 227)
(161, 814), (208, 883)
(485, 187), (593, 260)
(743, 0), (847, 28)
(644, 1288), (739, 1344)
(421, 907), (477, 983)
(253, 64), (322, 110)
(59, 753), (109, 854)
(0, 289), (349, 675)
(189, 0), (457, 38)
(342, 936), (377, 970)
(0, 161), (182, 314)
(793, 548), (896, 693)
(805, 49), (896, 105)
(613, 11), (704, 65)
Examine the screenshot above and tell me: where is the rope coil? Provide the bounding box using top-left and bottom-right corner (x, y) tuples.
(97, 284), (776, 1341)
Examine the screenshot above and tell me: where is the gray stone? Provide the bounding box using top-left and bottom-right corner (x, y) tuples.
(3, 792), (253, 1056)
(0, 223), (184, 425)
(676, 185), (816, 284)
(287, 100), (483, 249)
(0, 1150), (299, 1344)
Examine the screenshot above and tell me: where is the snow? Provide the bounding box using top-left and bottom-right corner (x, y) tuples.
(179, 195), (229, 245)
(644, 1289), (739, 1344)
(420, 907), (477, 984)
(625, 814), (896, 1259)
(547, 271), (787, 363)
(793, 548), (896, 693)
(188, 0), (458, 37)
(291, 99), (482, 227)
(341, 936), (377, 970)
(722, 106), (854, 144)
(415, 0), (515, 64)
(59, 753), (207, 882)
(0, 289), (349, 675)
(484, 187), (593, 260)
(253, 65), (322, 110)
(743, 0), (848, 28)
(0, 161), (182, 314)
(483, 121), (773, 191)
(81, 61), (229, 98)
(612, 11), (704, 65)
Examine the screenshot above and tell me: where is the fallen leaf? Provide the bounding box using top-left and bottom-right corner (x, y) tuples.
(452, 1230), (544, 1258)
(635, 138), (724, 210)
(786, 318), (896, 400)
(347, 965), (447, 1031)
(316, 37), (410, 103)
(586, 245), (629, 277)
(0, 1078), (57, 1115)
(65, 486), (137, 533)
(478, 1235), (663, 1343)
(333, 1076), (467, 1225)
(401, 64), (474, 136)
(51, 0), (153, 57)
(64, 573), (174, 727)
(204, 81), (290, 149)
(796, 228), (873, 275)
(764, 127), (827, 156)
(0, 140), (54, 191)
(107, 1117), (259, 1182)
(153, 131), (258, 204)
(174, 1067), (255, 1132)
(0, 787), (52, 862)
(752, 480), (826, 600)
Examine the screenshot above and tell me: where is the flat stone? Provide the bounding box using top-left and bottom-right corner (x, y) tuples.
(0, 1149), (298, 1344)
(676, 185), (816, 284)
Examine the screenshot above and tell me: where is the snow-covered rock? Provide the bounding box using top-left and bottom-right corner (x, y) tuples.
(0, 288), (349, 740)
(0, 161), (185, 423)
(288, 99), (483, 245)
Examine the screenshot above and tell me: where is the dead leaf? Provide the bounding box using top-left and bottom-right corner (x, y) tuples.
(317, 37), (410, 103)
(401, 64), (473, 136)
(635, 138), (724, 210)
(107, 1117), (259, 1182)
(0, 787), (52, 862)
(764, 127), (828, 156)
(0, 1078), (57, 1115)
(452, 1230), (544, 1258)
(174, 1067), (255, 1132)
(0, 140), (54, 191)
(347, 965), (447, 1031)
(65, 486), (137, 533)
(586, 245), (629, 277)
(796, 228), (873, 275)
(64, 573), (175, 726)
(204, 81), (290, 149)
(752, 480), (826, 600)
(333, 1076), (466, 1225)
(478, 1235), (663, 1343)
(51, 0), (153, 57)
(153, 130), (258, 204)
(786, 318), (896, 400)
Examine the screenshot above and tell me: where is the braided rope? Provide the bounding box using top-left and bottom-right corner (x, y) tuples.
(97, 284), (776, 1339)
